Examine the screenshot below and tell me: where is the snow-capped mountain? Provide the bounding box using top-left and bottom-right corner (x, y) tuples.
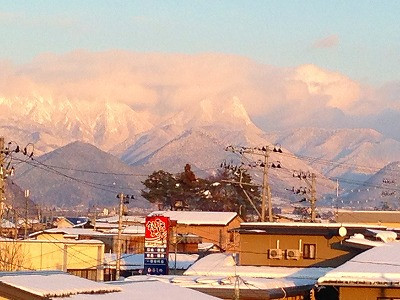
(13, 141), (149, 208)
(265, 127), (400, 180)
(342, 161), (400, 209)
(0, 97), (153, 154)
(122, 97), (335, 200)
(4, 94), (400, 209)
(122, 97), (262, 165)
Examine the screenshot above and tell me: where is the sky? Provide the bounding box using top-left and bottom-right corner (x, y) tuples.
(1, 1), (400, 140)
(0, 1), (399, 85)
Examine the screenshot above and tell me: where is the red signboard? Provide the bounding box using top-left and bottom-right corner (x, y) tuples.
(144, 216), (170, 275)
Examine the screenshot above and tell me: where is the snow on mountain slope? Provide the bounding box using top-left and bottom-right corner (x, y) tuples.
(133, 126), (334, 198)
(0, 97), (153, 154)
(265, 127), (400, 178)
(13, 141), (149, 208)
(343, 161), (400, 209)
(122, 97), (262, 165)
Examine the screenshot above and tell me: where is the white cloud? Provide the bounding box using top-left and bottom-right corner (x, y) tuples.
(0, 50), (396, 132)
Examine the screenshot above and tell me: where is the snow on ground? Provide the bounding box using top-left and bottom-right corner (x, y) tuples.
(184, 253), (331, 279)
(319, 241), (400, 285)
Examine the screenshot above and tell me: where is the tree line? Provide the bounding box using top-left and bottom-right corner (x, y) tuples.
(141, 164), (260, 220)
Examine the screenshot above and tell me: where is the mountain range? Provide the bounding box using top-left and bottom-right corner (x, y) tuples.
(3, 96), (400, 209)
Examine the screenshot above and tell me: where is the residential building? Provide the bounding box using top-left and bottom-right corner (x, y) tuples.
(237, 222), (388, 267)
(0, 238), (104, 281)
(31, 227), (145, 254)
(148, 211), (243, 251)
(54, 217), (89, 228)
(318, 241), (400, 300)
(336, 210), (400, 228)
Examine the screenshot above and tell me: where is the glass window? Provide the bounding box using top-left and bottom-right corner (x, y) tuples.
(303, 244), (316, 259)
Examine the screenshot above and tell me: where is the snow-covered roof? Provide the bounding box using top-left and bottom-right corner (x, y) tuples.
(185, 253), (331, 279)
(126, 275), (315, 298)
(367, 229), (398, 242)
(29, 227), (105, 238)
(1, 219), (15, 228)
(241, 222), (387, 229)
(104, 253), (198, 270)
(37, 228), (107, 236)
(109, 224), (145, 235)
(0, 271), (120, 298)
(96, 215), (145, 224)
(93, 222), (119, 229)
(61, 279), (219, 299)
(318, 241), (400, 286)
(8, 238), (104, 245)
(148, 211), (238, 225)
(344, 234), (385, 249)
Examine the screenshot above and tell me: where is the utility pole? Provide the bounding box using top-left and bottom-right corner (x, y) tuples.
(225, 145), (282, 222)
(310, 173), (317, 222)
(13, 208), (17, 239)
(0, 137), (6, 237)
(261, 148), (270, 222)
(24, 189), (29, 239)
(292, 171), (318, 222)
(238, 171), (262, 220)
(115, 192), (124, 281)
(115, 192), (132, 280)
(91, 205), (98, 231)
(0, 137), (4, 237)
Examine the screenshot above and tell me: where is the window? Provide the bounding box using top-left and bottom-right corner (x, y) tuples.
(303, 244), (316, 259)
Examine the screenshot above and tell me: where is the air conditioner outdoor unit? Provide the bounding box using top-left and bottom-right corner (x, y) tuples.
(286, 249), (301, 260)
(268, 248), (283, 259)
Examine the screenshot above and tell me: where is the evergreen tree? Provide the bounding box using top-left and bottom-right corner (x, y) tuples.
(141, 170), (180, 210)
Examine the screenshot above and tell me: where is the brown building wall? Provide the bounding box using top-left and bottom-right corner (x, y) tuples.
(339, 286), (400, 300)
(174, 217), (242, 252)
(240, 233), (357, 267)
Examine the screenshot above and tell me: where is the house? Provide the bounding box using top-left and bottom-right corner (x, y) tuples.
(148, 211), (243, 251)
(237, 222), (389, 267)
(54, 217), (89, 228)
(0, 219), (17, 238)
(318, 241), (400, 300)
(31, 226), (146, 254)
(336, 209), (400, 228)
(0, 238), (104, 281)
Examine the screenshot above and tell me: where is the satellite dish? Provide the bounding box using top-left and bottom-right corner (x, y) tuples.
(339, 226), (347, 237)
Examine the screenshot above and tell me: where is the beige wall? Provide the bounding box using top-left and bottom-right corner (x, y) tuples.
(240, 233), (355, 267)
(340, 286), (400, 300)
(0, 240), (104, 280)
